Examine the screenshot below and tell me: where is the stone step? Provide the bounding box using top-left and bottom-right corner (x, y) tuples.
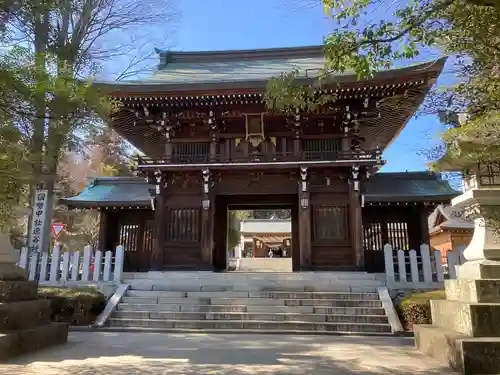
(99, 326), (394, 336)
(116, 303), (387, 315)
(125, 290), (380, 300)
(107, 318), (392, 334)
(112, 310), (389, 324)
(122, 271), (381, 281)
(124, 281), (382, 291)
(119, 296), (383, 308)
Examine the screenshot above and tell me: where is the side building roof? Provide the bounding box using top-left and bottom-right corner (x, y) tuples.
(60, 171), (459, 208)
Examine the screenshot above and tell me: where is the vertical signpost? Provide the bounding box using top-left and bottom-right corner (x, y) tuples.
(28, 190), (48, 254)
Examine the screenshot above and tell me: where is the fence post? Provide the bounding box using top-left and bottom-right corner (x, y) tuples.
(383, 244), (395, 285)
(49, 246), (61, 282)
(19, 247), (29, 269)
(61, 251), (70, 282)
(71, 251), (80, 281)
(113, 245), (124, 283)
(434, 250), (444, 282)
(39, 252), (49, 282)
(456, 245), (466, 265)
(420, 244), (432, 283)
(409, 249), (419, 284)
(28, 252), (38, 281)
(447, 251), (458, 279)
(82, 245), (92, 281)
(93, 250), (102, 281)
(396, 250), (406, 283)
(103, 251), (112, 281)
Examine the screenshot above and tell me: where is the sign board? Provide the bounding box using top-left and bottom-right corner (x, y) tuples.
(28, 190), (48, 254)
(51, 223), (66, 239)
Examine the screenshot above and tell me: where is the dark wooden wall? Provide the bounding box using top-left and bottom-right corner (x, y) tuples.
(104, 209), (154, 272)
(362, 204), (431, 272)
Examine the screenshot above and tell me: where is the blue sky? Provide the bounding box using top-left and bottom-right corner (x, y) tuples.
(117, 0), (450, 172)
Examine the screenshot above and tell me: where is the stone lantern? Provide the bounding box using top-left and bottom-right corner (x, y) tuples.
(415, 162), (500, 374)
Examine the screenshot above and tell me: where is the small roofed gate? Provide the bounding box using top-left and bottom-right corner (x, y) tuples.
(106, 210), (154, 272)
(362, 205), (422, 272)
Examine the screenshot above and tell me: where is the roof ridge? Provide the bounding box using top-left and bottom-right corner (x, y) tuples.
(154, 45), (326, 68)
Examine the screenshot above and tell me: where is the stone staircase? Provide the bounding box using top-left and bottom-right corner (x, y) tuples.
(106, 272), (393, 335)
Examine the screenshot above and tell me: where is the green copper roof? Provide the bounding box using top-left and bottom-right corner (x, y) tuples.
(97, 46), (446, 91)
(60, 172), (459, 208)
(362, 172), (459, 202)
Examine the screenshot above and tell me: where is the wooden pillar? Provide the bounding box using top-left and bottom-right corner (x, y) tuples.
(200, 168), (213, 267)
(165, 128), (173, 162)
(298, 166), (312, 269)
(150, 171), (166, 271)
(293, 108), (301, 157)
(209, 110), (218, 162)
(98, 209), (108, 251)
(419, 204), (431, 246)
(349, 175), (364, 269)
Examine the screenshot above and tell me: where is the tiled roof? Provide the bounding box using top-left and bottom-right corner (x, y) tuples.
(362, 172), (459, 202)
(98, 45), (446, 91)
(60, 171), (459, 208)
(428, 204), (473, 234)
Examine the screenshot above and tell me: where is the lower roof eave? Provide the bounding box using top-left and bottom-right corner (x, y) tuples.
(137, 159), (379, 172)
(60, 199), (151, 209)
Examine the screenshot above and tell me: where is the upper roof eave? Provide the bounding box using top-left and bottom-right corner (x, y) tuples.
(96, 57), (447, 96)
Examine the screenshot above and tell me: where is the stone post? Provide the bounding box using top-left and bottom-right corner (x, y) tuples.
(0, 230), (68, 359)
(414, 186), (500, 374)
(0, 231), (27, 281)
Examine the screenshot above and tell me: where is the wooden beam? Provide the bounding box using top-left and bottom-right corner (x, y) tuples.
(349, 184), (364, 268)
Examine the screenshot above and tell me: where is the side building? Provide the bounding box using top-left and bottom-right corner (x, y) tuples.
(61, 45), (459, 272)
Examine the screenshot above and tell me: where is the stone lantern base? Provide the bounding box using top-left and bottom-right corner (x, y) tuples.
(415, 189), (500, 374)
(0, 232), (68, 360)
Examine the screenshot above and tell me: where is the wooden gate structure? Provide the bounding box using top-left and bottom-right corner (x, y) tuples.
(60, 46), (458, 272)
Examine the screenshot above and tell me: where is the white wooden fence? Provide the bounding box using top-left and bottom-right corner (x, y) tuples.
(18, 245), (125, 285)
(384, 243), (466, 289)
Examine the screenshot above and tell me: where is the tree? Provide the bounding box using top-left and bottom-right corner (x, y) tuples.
(1, 0), (176, 251)
(266, 1), (500, 171)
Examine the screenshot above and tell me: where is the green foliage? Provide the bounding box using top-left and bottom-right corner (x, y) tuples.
(0, 122), (29, 229)
(396, 289), (445, 331)
(38, 287), (105, 326)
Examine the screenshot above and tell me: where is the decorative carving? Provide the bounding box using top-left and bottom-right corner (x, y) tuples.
(245, 113), (265, 147)
(351, 166), (360, 191)
(300, 166), (308, 192)
(208, 110), (218, 141)
(294, 108), (301, 139)
(202, 168), (210, 194)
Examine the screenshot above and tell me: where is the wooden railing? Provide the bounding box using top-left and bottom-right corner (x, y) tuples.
(18, 245), (125, 285)
(383, 243), (465, 289)
(137, 150), (380, 166)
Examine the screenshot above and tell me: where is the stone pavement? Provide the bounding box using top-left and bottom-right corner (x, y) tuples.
(0, 332), (458, 375)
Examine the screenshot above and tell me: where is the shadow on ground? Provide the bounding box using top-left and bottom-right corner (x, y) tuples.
(0, 332), (457, 375)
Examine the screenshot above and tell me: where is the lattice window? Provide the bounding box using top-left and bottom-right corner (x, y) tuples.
(119, 224), (140, 252)
(386, 222), (409, 250)
(303, 139), (339, 153)
(313, 206), (346, 240)
(363, 223), (383, 251)
(172, 142), (210, 162)
(143, 220), (155, 253)
(167, 208), (200, 242)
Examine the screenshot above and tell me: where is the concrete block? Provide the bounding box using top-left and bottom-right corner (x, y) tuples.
(186, 291), (249, 298)
(0, 280), (38, 302)
(456, 261), (500, 280)
(117, 303), (179, 312)
(157, 297), (211, 305)
(431, 299), (500, 337)
(245, 305), (314, 314)
(445, 279), (500, 303)
(313, 306), (386, 316)
(126, 290), (187, 298)
(210, 297), (284, 306)
(0, 299), (51, 331)
(121, 296), (158, 304)
(0, 322), (68, 361)
(415, 324), (500, 374)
